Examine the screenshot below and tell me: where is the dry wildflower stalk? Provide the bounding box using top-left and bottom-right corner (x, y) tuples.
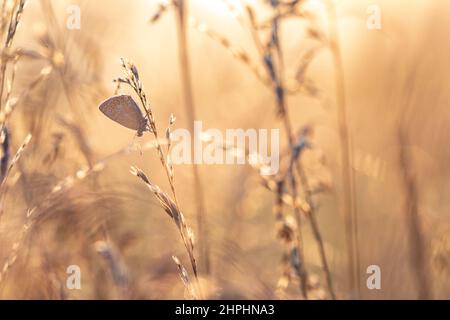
(0, 140), (124, 286)
(284, 146), (309, 299)
(398, 129), (432, 299)
(0, 65), (53, 123)
(0, 133), (31, 189)
(0, 154), (106, 285)
(115, 59), (180, 204)
(0, 132), (170, 287)
(235, 130), (332, 299)
(130, 166), (198, 283)
(114, 60), (200, 294)
(189, 16), (317, 96)
(0, 0), (27, 113)
(232, 1), (309, 299)
(243, 1), (337, 299)
(205, 10), (334, 293)
(0, 0), (33, 185)
(194, 0), (337, 299)
(0, 0), (54, 214)
(149, 0), (211, 275)
(0, 1), (57, 235)
(173, 0), (210, 275)
(189, 17), (268, 87)
(0, 132), (31, 222)
(95, 240), (130, 292)
(172, 255), (198, 299)
(325, 0), (359, 297)
(273, 179), (296, 298)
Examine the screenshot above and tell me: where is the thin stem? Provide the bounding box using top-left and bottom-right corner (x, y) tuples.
(297, 163), (336, 299)
(286, 144), (309, 299)
(135, 80), (180, 206)
(325, 0), (360, 298)
(174, 0), (211, 276)
(398, 129), (432, 299)
(270, 13), (309, 298)
(272, 5), (335, 300)
(123, 62), (201, 294)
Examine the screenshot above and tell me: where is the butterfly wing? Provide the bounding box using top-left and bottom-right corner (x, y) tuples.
(99, 95), (145, 131)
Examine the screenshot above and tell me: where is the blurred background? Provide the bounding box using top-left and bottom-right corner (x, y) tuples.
(0, 0), (448, 299)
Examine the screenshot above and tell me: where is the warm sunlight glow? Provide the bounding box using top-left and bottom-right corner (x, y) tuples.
(0, 0), (447, 304)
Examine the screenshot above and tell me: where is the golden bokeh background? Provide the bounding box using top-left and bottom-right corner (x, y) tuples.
(0, 0), (448, 299)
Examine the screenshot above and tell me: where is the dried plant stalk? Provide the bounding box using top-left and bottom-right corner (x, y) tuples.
(131, 166), (198, 280)
(174, 0), (210, 275)
(0, 0), (27, 113)
(0, 157), (105, 285)
(247, 1), (336, 299)
(115, 60), (200, 295)
(398, 129), (432, 299)
(325, 0), (360, 298)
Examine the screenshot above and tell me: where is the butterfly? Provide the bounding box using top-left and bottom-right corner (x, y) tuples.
(99, 95), (148, 137)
